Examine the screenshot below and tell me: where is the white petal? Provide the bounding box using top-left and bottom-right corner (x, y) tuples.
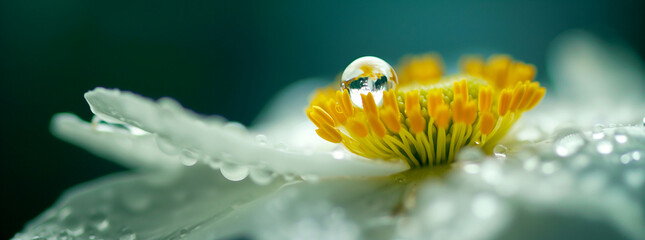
(61, 88), (407, 178)
(14, 168), (286, 239)
(51, 113), (182, 171)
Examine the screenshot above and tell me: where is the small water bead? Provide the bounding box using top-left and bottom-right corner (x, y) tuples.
(633, 151), (642, 161)
(155, 135), (180, 155)
(119, 228), (136, 240)
(493, 145), (508, 158)
(223, 121), (247, 134)
(179, 148), (200, 166)
(596, 140), (614, 154)
(220, 161), (249, 181)
(332, 146), (346, 159)
(592, 124), (606, 140)
(341, 56), (398, 108)
(88, 211), (109, 231)
(255, 134), (268, 146)
(457, 147), (485, 162)
(553, 128), (586, 157)
(249, 167), (275, 185)
(613, 128), (629, 144)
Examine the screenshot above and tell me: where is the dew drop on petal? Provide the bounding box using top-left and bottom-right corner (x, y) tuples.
(301, 174), (321, 183)
(553, 128), (586, 157)
(223, 122), (247, 134)
(249, 167), (275, 185)
(88, 211), (109, 231)
(255, 134), (268, 146)
(154, 136), (179, 155)
(119, 227), (136, 240)
(332, 146), (346, 159)
(493, 145), (508, 158)
(592, 124), (606, 140)
(614, 129), (629, 144)
(341, 56), (398, 108)
(180, 149), (200, 166)
(632, 151), (642, 161)
(596, 140), (614, 154)
(220, 162), (249, 181)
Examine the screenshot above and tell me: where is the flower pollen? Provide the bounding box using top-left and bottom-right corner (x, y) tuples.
(307, 54), (546, 168)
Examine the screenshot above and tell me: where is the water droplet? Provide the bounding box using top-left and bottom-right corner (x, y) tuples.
(332, 147), (346, 159)
(596, 140), (614, 154)
(301, 174), (321, 183)
(457, 147), (485, 162)
(249, 167), (275, 185)
(553, 128), (586, 157)
(63, 216), (85, 237)
(283, 173), (297, 181)
(119, 228), (136, 240)
(155, 136), (179, 155)
(180, 149), (200, 166)
(620, 153), (632, 164)
(88, 211), (109, 231)
(632, 151), (642, 161)
(255, 134), (268, 146)
(223, 122), (246, 134)
(471, 194), (498, 219)
(592, 124), (606, 140)
(204, 155), (221, 169)
(493, 145), (508, 158)
(340, 56), (398, 108)
(614, 129), (629, 144)
(220, 162), (249, 181)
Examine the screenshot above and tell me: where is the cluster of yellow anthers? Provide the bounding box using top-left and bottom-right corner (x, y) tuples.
(307, 54), (546, 168)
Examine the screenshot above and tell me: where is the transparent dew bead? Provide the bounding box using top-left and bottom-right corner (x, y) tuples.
(340, 56), (398, 108)
(553, 128), (586, 157)
(493, 145), (508, 158)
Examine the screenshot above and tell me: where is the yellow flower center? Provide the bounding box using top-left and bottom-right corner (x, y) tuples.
(307, 54), (546, 168)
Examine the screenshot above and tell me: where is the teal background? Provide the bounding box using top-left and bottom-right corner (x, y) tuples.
(1, 0), (644, 238)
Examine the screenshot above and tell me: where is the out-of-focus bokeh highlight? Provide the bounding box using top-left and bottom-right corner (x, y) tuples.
(1, 0), (644, 238)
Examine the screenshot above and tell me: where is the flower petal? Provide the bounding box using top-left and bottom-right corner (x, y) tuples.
(14, 168), (286, 239)
(51, 113), (182, 171)
(58, 87), (408, 179)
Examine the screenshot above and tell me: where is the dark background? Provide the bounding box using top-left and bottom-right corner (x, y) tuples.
(1, 0), (644, 238)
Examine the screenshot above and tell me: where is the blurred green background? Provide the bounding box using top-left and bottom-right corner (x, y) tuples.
(1, 0), (644, 238)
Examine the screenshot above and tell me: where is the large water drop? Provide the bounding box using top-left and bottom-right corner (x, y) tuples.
(220, 161), (249, 181)
(340, 56), (398, 108)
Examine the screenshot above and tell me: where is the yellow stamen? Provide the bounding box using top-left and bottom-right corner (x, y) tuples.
(307, 53), (546, 168)
(399, 53), (443, 85)
(346, 118), (369, 138)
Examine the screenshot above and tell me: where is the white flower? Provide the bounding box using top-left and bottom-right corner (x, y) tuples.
(14, 31), (645, 240)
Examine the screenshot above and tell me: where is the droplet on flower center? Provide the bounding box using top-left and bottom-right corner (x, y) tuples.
(340, 56), (398, 108)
